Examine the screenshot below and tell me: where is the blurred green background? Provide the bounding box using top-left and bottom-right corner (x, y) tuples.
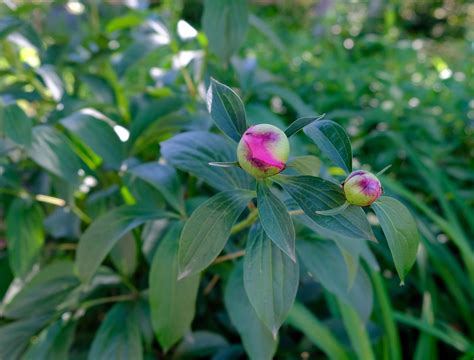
(1, 0), (473, 359)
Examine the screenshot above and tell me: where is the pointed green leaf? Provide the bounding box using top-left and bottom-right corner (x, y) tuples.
(206, 78), (248, 142)
(284, 114), (324, 138)
(110, 233), (138, 277)
(179, 189), (255, 278)
(225, 263), (277, 360)
(76, 206), (167, 283)
(161, 131), (253, 191)
(276, 175), (375, 241)
(256, 181), (295, 260)
(0, 104), (32, 147)
(150, 222), (200, 351)
(6, 198), (44, 278)
(88, 303), (143, 360)
(303, 120), (352, 173)
(371, 196), (420, 283)
(244, 224), (299, 336)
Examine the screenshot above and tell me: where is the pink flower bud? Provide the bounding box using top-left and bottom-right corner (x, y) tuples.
(237, 124), (290, 178)
(343, 170), (382, 206)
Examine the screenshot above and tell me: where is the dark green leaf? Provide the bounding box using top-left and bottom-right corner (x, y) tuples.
(76, 206), (167, 283)
(202, 0), (248, 61)
(179, 189), (255, 278)
(303, 120), (352, 173)
(61, 110), (124, 169)
(6, 198), (44, 278)
(161, 131), (253, 191)
(297, 239), (373, 322)
(0, 17), (23, 38)
(88, 302), (143, 360)
(224, 263), (277, 360)
(276, 175), (375, 241)
(0, 316), (50, 360)
(371, 196), (420, 283)
(244, 224), (299, 336)
(23, 318), (76, 360)
(129, 162), (184, 214)
(284, 115), (324, 138)
(174, 331), (229, 359)
(1, 261), (79, 319)
(206, 78), (248, 142)
(287, 302), (350, 360)
(149, 222), (200, 351)
(0, 104), (32, 147)
(256, 181), (295, 260)
(110, 233), (138, 277)
(28, 126), (82, 184)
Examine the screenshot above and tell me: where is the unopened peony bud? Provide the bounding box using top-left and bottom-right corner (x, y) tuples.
(237, 124), (290, 178)
(343, 170), (382, 206)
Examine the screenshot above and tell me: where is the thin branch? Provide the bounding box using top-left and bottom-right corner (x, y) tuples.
(213, 250), (246, 264)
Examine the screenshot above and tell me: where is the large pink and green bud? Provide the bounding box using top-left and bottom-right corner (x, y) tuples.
(237, 124), (290, 178)
(343, 170), (382, 206)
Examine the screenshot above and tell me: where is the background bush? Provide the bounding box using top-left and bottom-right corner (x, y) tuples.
(0, 0), (473, 359)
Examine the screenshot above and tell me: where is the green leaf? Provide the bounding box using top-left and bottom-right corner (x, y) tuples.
(35, 65), (63, 101)
(0, 17), (23, 38)
(105, 12), (147, 32)
(371, 196), (420, 283)
(6, 198), (44, 278)
(0, 316), (51, 360)
(174, 331), (229, 358)
(161, 131), (253, 191)
(297, 239), (373, 322)
(23, 318), (76, 360)
(258, 84), (313, 117)
(129, 162), (184, 214)
(61, 110), (124, 169)
(28, 125), (82, 184)
(179, 189), (255, 278)
(110, 233), (138, 277)
(287, 302), (350, 360)
(88, 302), (143, 360)
(224, 263), (277, 360)
(0, 104), (32, 147)
(149, 222), (200, 351)
(303, 120), (352, 173)
(202, 0), (248, 61)
(206, 78), (248, 142)
(286, 156), (321, 176)
(284, 115), (324, 138)
(76, 206), (167, 283)
(1, 261), (79, 319)
(256, 181), (295, 260)
(276, 175), (375, 241)
(244, 224), (299, 336)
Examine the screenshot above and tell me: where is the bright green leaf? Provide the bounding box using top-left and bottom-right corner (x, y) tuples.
(284, 115), (324, 138)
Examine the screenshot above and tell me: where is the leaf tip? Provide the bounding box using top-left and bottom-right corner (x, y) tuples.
(271, 327), (279, 340)
(399, 279), (405, 286)
(177, 268), (192, 280)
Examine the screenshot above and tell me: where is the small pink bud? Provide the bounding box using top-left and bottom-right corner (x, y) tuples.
(237, 124), (290, 178)
(343, 170), (382, 206)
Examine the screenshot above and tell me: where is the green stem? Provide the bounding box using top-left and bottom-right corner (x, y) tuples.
(230, 208), (258, 235)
